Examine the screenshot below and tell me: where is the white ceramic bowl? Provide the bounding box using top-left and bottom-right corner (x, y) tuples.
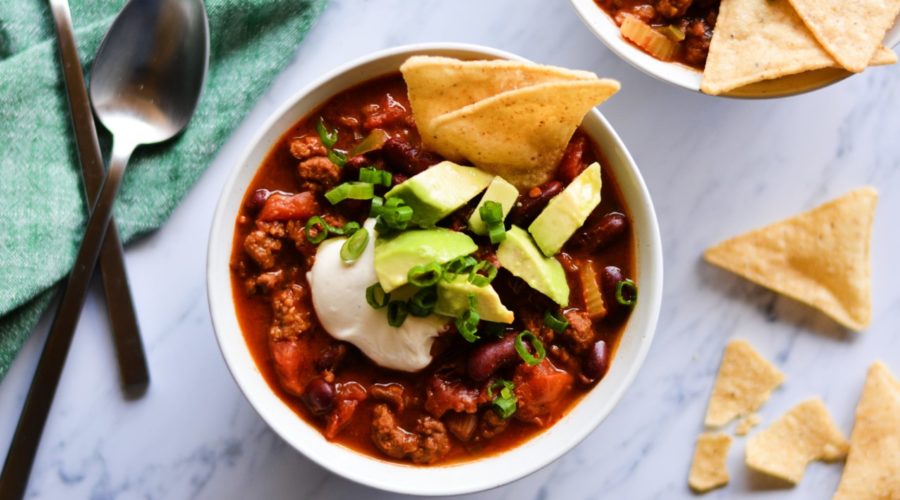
(569, 0), (900, 98)
(207, 43), (663, 496)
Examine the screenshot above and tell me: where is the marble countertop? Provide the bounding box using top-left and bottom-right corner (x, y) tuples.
(2, 0), (898, 498)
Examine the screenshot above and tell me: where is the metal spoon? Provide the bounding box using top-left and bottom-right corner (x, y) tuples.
(0, 0), (208, 497)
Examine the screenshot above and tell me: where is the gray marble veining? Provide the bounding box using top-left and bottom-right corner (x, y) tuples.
(1, 0), (898, 498)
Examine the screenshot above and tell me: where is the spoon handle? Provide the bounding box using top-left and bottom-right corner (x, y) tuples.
(48, 0), (150, 394)
(0, 141), (134, 500)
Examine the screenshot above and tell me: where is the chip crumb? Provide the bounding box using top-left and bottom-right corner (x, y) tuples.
(704, 340), (785, 427)
(735, 413), (761, 436)
(833, 361), (900, 500)
(746, 398), (849, 485)
(689, 433), (732, 493)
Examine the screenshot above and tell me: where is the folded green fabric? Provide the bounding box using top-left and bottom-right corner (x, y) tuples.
(0, 0), (327, 381)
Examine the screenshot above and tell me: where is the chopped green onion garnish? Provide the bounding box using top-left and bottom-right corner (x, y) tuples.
(514, 330), (546, 366)
(408, 286), (437, 317)
(366, 283), (389, 309)
(328, 149), (347, 167)
(382, 205), (413, 226)
(444, 255), (478, 275)
(369, 196), (384, 217)
(479, 201), (503, 224)
(487, 223), (507, 244)
(615, 279), (638, 307)
(408, 262), (443, 288)
(325, 182), (375, 205)
(468, 260), (497, 287)
(387, 300), (409, 327)
(487, 379), (517, 419)
(455, 295), (480, 342)
(316, 117), (338, 148)
(359, 167), (392, 187)
(543, 310), (569, 334)
(304, 216), (329, 244)
(340, 227), (368, 263)
(385, 197), (404, 208)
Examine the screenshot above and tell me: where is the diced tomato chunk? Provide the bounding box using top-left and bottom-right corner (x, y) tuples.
(513, 359), (573, 426)
(258, 192), (318, 222)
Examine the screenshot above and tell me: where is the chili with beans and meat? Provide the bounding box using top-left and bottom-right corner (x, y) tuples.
(230, 74), (636, 465)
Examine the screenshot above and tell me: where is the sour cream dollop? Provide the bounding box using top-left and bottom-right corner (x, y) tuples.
(307, 219), (448, 372)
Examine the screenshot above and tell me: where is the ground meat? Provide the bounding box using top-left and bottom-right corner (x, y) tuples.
(683, 18), (713, 67)
(325, 382), (367, 439)
(370, 383), (406, 411)
(561, 309), (596, 352)
(513, 359), (574, 426)
(371, 405), (450, 464)
(478, 409), (509, 439)
(244, 269), (284, 295)
(424, 374), (481, 418)
(656, 0), (692, 18)
(284, 213), (347, 268)
(297, 156), (341, 192)
(243, 229), (282, 270)
(269, 284), (313, 341)
(289, 135), (327, 160)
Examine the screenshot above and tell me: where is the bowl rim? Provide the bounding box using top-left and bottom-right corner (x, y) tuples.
(567, 0), (900, 98)
(207, 42), (663, 496)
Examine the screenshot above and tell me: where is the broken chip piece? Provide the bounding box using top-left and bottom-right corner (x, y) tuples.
(746, 398), (849, 484)
(704, 187), (878, 331)
(705, 340), (785, 428)
(735, 413), (762, 437)
(689, 433), (732, 493)
(833, 362), (900, 499)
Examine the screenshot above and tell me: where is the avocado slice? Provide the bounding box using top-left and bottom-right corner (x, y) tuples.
(496, 226), (569, 307)
(467, 176), (519, 236)
(528, 162), (602, 256)
(385, 161), (493, 227)
(434, 275), (514, 324)
(374, 227), (477, 292)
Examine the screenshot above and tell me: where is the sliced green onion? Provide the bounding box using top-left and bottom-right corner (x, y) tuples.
(487, 379), (517, 419)
(359, 167), (392, 187)
(408, 287), (437, 317)
(468, 260), (497, 287)
(487, 223), (507, 244)
(387, 300), (408, 327)
(408, 262), (443, 288)
(543, 310), (569, 334)
(385, 197), (404, 208)
(444, 255), (478, 275)
(369, 196), (384, 217)
(514, 330), (546, 366)
(479, 201), (503, 224)
(304, 216), (329, 244)
(366, 283), (389, 309)
(325, 182), (375, 205)
(349, 128), (389, 156)
(316, 117), (338, 148)
(455, 295), (480, 343)
(340, 227), (368, 263)
(382, 205), (413, 226)
(328, 149), (347, 167)
(330, 221), (360, 236)
(615, 278), (638, 307)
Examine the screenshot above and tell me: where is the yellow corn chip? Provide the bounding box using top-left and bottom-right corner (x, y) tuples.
(746, 398), (849, 484)
(689, 433), (732, 493)
(704, 187), (877, 331)
(735, 413), (762, 436)
(834, 362), (900, 500)
(400, 56), (597, 157)
(701, 0), (896, 95)
(705, 340), (785, 427)
(427, 80), (619, 189)
(787, 0), (900, 73)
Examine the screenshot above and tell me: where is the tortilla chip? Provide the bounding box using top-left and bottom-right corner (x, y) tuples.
(401, 56), (597, 156)
(427, 80), (619, 189)
(704, 187), (877, 331)
(735, 413), (762, 436)
(787, 0), (900, 73)
(705, 340), (785, 428)
(689, 433), (732, 493)
(746, 398), (849, 484)
(834, 362), (900, 500)
(701, 0), (896, 95)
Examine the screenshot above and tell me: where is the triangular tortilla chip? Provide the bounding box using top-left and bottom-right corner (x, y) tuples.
(701, 0), (896, 95)
(705, 340), (785, 427)
(427, 80), (619, 189)
(746, 398), (849, 484)
(704, 187), (877, 331)
(834, 362), (900, 500)
(689, 433), (732, 492)
(786, 0), (900, 73)
(401, 56), (597, 157)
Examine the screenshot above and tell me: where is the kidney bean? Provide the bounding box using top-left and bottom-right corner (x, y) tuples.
(571, 212), (628, 251)
(582, 340), (609, 382)
(245, 189), (271, 212)
(508, 181), (563, 227)
(381, 137), (442, 175)
(302, 377), (335, 416)
(467, 334), (520, 382)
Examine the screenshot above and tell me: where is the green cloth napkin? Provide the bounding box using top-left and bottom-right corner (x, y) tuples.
(0, 0), (327, 382)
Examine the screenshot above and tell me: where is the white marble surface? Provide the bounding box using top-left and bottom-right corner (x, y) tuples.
(2, 0), (899, 498)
